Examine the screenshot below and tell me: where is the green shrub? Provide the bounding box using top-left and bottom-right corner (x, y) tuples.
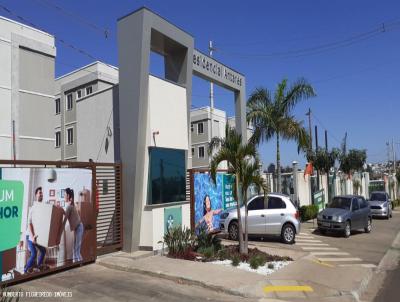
(267, 263), (275, 269)
(196, 226), (221, 251)
(217, 248), (229, 261)
(198, 246), (215, 259)
(300, 205), (319, 221)
(249, 256), (261, 270)
(163, 226), (195, 259)
(231, 255), (240, 267)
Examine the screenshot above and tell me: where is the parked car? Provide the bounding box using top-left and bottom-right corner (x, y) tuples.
(317, 195), (372, 238)
(219, 193), (300, 244)
(369, 191), (392, 219)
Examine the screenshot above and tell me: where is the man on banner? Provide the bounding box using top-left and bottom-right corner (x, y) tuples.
(24, 187), (47, 273)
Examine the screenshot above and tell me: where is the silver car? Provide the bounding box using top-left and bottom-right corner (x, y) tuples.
(369, 191), (392, 219)
(219, 193), (300, 244)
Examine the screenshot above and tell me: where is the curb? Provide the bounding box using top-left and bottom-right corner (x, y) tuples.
(96, 260), (254, 299)
(351, 228), (400, 302)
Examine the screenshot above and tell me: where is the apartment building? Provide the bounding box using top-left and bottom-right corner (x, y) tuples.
(190, 106), (227, 169)
(227, 116), (254, 141)
(0, 16), (57, 160)
(54, 61), (118, 162)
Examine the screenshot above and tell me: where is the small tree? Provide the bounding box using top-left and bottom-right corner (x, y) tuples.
(240, 158), (267, 254)
(209, 125), (257, 255)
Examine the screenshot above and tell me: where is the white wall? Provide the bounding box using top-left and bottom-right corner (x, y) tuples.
(137, 76), (190, 250)
(76, 87), (115, 162)
(148, 76), (188, 150)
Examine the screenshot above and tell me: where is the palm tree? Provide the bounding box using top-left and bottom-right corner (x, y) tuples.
(240, 158), (267, 254)
(209, 125), (257, 254)
(247, 78), (316, 192)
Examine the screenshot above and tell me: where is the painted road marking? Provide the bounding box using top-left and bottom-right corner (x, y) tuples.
(339, 264), (377, 268)
(295, 239), (322, 243)
(310, 252), (350, 256)
(312, 259), (335, 268)
(263, 285), (314, 293)
(296, 235), (315, 239)
(302, 247), (339, 251)
(316, 257), (362, 262)
(296, 243), (330, 246)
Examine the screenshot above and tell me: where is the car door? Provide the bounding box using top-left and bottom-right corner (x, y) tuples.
(265, 197), (287, 235)
(351, 198), (362, 229)
(244, 196), (267, 234)
(359, 197), (370, 226)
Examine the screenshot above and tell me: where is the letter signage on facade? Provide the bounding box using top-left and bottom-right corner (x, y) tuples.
(192, 50), (243, 91)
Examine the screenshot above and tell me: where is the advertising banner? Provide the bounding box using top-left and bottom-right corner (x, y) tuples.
(164, 206), (182, 233)
(194, 172), (235, 234)
(0, 168), (95, 284)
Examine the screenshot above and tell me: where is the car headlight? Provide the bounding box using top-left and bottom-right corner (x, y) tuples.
(382, 202), (388, 208)
(220, 212), (229, 219)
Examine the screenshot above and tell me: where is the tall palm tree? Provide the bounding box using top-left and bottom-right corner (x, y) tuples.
(240, 158), (267, 254)
(247, 78), (316, 192)
(209, 125), (257, 254)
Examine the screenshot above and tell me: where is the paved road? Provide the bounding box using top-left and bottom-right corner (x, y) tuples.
(12, 264), (257, 302)
(241, 211), (400, 267)
(373, 263), (400, 302)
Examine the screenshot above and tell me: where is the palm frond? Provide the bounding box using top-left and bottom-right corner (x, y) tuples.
(283, 78), (316, 113)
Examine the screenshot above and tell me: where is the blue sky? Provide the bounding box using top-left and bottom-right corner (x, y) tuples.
(2, 0), (399, 169)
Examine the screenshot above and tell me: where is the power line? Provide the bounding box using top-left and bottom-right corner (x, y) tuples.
(0, 3), (103, 62)
(218, 20), (400, 60)
(311, 112), (342, 146)
(32, 0), (110, 38)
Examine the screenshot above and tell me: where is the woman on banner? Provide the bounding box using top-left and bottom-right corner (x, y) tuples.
(59, 188), (84, 263)
(196, 195), (222, 233)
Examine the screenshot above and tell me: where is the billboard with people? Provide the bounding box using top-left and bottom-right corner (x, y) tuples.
(0, 168), (95, 283)
(193, 172), (236, 234)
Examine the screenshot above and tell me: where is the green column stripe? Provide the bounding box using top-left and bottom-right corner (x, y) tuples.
(0, 168), (3, 279)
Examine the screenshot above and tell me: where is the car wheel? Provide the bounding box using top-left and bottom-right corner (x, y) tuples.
(344, 221), (351, 238)
(319, 229), (327, 235)
(365, 218), (372, 233)
(281, 224), (295, 244)
(228, 221), (239, 241)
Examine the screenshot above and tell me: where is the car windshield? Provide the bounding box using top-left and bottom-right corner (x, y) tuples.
(370, 193), (387, 201)
(328, 197), (351, 210)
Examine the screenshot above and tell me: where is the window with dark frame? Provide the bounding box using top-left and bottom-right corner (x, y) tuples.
(198, 146), (205, 158)
(76, 90), (82, 99)
(55, 98), (60, 114)
(66, 94), (73, 110)
(67, 128), (73, 145)
(55, 131), (61, 148)
(191, 148), (194, 156)
(197, 122), (204, 134)
(86, 86), (93, 95)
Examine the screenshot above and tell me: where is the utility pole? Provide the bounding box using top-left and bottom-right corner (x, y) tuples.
(325, 130), (328, 151)
(392, 138), (396, 173)
(315, 125), (320, 191)
(306, 108), (312, 150)
(209, 40), (216, 141)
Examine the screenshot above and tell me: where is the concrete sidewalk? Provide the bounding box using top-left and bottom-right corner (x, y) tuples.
(97, 250), (374, 302)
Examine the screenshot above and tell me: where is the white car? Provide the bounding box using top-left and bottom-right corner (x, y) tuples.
(219, 193), (300, 244)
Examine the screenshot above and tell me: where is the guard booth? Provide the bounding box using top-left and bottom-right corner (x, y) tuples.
(0, 159), (122, 285)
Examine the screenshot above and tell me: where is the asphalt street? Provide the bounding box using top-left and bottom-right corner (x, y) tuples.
(13, 264), (258, 302)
